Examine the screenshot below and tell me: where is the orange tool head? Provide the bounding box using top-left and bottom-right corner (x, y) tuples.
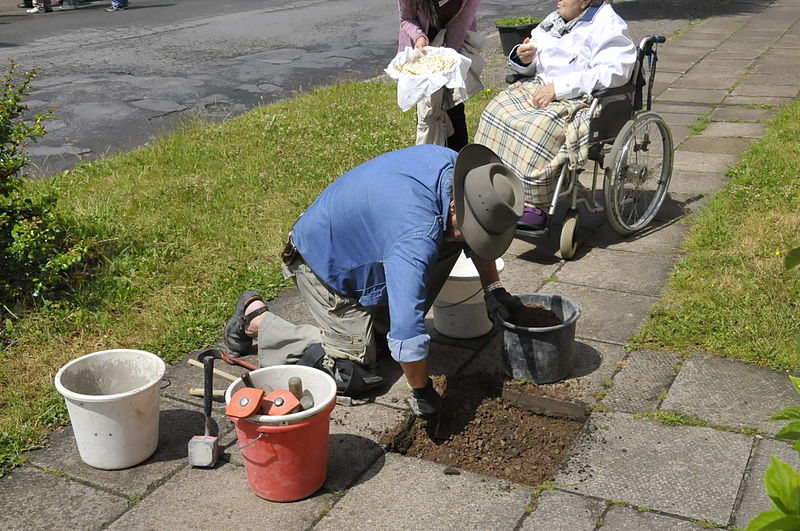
(225, 388), (265, 418)
(262, 389), (301, 416)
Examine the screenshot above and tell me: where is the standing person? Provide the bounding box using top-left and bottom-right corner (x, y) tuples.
(398, 0), (485, 152)
(26, 0), (52, 13)
(222, 144), (525, 419)
(475, 0), (636, 230)
(106, 0), (127, 11)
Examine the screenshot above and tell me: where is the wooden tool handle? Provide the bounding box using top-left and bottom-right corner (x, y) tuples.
(187, 358), (237, 381)
(189, 388), (225, 397)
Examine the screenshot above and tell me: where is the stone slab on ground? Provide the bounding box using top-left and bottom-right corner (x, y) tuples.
(710, 105), (778, 122)
(661, 354), (799, 436)
(672, 151), (740, 174)
(668, 170), (729, 197)
(556, 247), (679, 297)
(734, 437), (800, 529)
(555, 412), (752, 524)
(106, 461), (335, 531)
(588, 219), (689, 256)
(314, 453), (531, 530)
(0, 465), (128, 531)
(679, 136), (754, 155)
(603, 350), (681, 414)
(27, 396), (229, 497)
(520, 489), (604, 530)
(542, 283), (659, 346)
(700, 121), (767, 138)
(603, 505), (708, 530)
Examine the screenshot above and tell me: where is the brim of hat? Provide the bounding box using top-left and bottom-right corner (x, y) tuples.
(453, 145), (513, 261)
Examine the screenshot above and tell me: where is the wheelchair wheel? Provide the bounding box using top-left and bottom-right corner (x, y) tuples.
(604, 112), (673, 235)
(560, 212), (579, 260)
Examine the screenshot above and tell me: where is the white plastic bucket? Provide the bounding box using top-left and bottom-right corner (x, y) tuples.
(432, 252), (505, 339)
(54, 349), (165, 470)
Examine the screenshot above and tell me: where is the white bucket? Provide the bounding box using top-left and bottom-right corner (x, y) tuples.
(54, 349), (165, 470)
(432, 252), (505, 339)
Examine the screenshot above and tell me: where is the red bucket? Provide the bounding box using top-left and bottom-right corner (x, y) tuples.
(225, 365), (337, 502)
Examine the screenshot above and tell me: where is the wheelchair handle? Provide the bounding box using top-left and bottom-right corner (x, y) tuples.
(639, 35), (666, 57)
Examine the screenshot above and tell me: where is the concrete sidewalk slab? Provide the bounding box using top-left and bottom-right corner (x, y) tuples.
(679, 136), (754, 155)
(555, 412), (752, 523)
(589, 220), (689, 256)
(542, 283), (658, 346)
(0, 466), (128, 531)
(672, 151), (739, 174)
(667, 170), (729, 197)
(660, 354), (799, 436)
(710, 105), (778, 122)
(520, 489), (605, 530)
(700, 121), (767, 138)
(602, 350), (681, 414)
(556, 248), (679, 297)
(603, 505), (708, 530)
(314, 453), (532, 530)
(734, 437), (800, 528)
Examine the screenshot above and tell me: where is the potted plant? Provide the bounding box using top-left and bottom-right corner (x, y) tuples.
(495, 16), (544, 56)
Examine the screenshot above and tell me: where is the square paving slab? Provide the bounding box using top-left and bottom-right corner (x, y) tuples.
(602, 350), (682, 414)
(520, 489), (605, 530)
(314, 453), (531, 530)
(661, 353), (799, 435)
(555, 412), (752, 523)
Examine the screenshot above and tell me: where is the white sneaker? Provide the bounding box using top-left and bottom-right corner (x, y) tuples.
(26, 5), (50, 11)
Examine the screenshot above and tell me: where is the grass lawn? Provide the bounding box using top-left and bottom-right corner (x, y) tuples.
(0, 76), (797, 474)
(630, 102), (800, 371)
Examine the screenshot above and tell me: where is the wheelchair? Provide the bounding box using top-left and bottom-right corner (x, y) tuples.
(510, 35), (674, 259)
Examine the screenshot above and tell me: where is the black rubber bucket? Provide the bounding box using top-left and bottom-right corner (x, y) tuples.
(500, 293), (581, 384)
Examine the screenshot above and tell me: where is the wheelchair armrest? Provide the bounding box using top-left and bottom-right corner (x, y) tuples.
(592, 81), (636, 100)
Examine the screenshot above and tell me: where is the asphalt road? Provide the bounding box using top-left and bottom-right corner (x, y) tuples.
(0, 0), (550, 176)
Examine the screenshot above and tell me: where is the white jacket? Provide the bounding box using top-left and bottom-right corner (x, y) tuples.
(509, 4), (636, 100)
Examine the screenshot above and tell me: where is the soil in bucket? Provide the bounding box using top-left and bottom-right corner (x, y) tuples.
(380, 373), (585, 486)
(225, 365), (337, 502)
(510, 304), (562, 328)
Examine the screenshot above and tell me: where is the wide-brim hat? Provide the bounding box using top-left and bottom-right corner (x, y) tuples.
(453, 144), (524, 261)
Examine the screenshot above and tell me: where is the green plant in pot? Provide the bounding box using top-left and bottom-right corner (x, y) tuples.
(495, 16), (544, 56)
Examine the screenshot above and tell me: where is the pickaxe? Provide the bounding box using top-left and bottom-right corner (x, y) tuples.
(195, 347), (259, 371)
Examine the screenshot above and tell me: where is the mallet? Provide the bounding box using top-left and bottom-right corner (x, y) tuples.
(188, 355), (219, 467)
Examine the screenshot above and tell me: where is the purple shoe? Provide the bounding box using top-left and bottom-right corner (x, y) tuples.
(517, 206), (548, 230)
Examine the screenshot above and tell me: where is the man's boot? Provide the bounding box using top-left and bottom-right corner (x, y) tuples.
(18, 0), (34, 7)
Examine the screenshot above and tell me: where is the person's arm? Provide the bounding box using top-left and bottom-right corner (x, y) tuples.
(443, 0), (480, 52)
(398, 0), (429, 51)
(472, 255), (524, 323)
(551, 27), (636, 100)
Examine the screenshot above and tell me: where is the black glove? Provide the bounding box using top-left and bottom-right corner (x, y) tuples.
(484, 287), (524, 324)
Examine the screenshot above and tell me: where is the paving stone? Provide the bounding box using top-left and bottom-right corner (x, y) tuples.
(107, 461), (335, 530)
(657, 111), (707, 127)
(0, 466), (128, 531)
(659, 87), (728, 104)
(667, 169), (729, 197)
(734, 437), (800, 528)
(555, 412), (752, 523)
(725, 95), (794, 107)
(660, 354), (799, 435)
(588, 218), (688, 256)
(670, 74), (738, 91)
(602, 505), (708, 529)
(679, 136), (753, 155)
(669, 125), (692, 146)
(27, 396), (233, 497)
(603, 350), (681, 413)
(710, 105), (778, 122)
(314, 453), (531, 530)
(731, 84), (799, 98)
(701, 121), (766, 138)
(672, 151), (739, 174)
(540, 283), (659, 346)
(557, 248), (679, 297)
(652, 103), (712, 115)
(520, 489), (604, 530)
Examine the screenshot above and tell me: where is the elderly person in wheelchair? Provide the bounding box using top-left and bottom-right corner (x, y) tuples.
(475, 0), (637, 233)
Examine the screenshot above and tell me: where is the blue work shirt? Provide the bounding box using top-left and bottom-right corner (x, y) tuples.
(292, 145), (459, 363)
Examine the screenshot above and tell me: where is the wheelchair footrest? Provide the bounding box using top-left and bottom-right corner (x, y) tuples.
(515, 227), (549, 239)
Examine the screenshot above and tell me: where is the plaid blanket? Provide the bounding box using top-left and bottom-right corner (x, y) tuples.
(475, 79), (593, 207)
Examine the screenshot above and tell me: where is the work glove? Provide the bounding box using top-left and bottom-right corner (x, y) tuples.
(484, 285), (525, 325)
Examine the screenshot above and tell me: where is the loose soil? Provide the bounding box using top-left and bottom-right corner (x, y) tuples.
(381, 373), (585, 486)
(510, 304), (562, 328)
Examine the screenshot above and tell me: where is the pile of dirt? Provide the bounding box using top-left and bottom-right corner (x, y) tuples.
(381, 373), (585, 486)
(510, 304), (562, 328)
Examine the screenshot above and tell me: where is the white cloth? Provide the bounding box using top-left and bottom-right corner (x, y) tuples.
(413, 29), (485, 145)
(508, 3), (636, 100)
(385, 46), (471, 112)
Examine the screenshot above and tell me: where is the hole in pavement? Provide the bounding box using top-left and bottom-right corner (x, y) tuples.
(380, 373), (588, 486)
